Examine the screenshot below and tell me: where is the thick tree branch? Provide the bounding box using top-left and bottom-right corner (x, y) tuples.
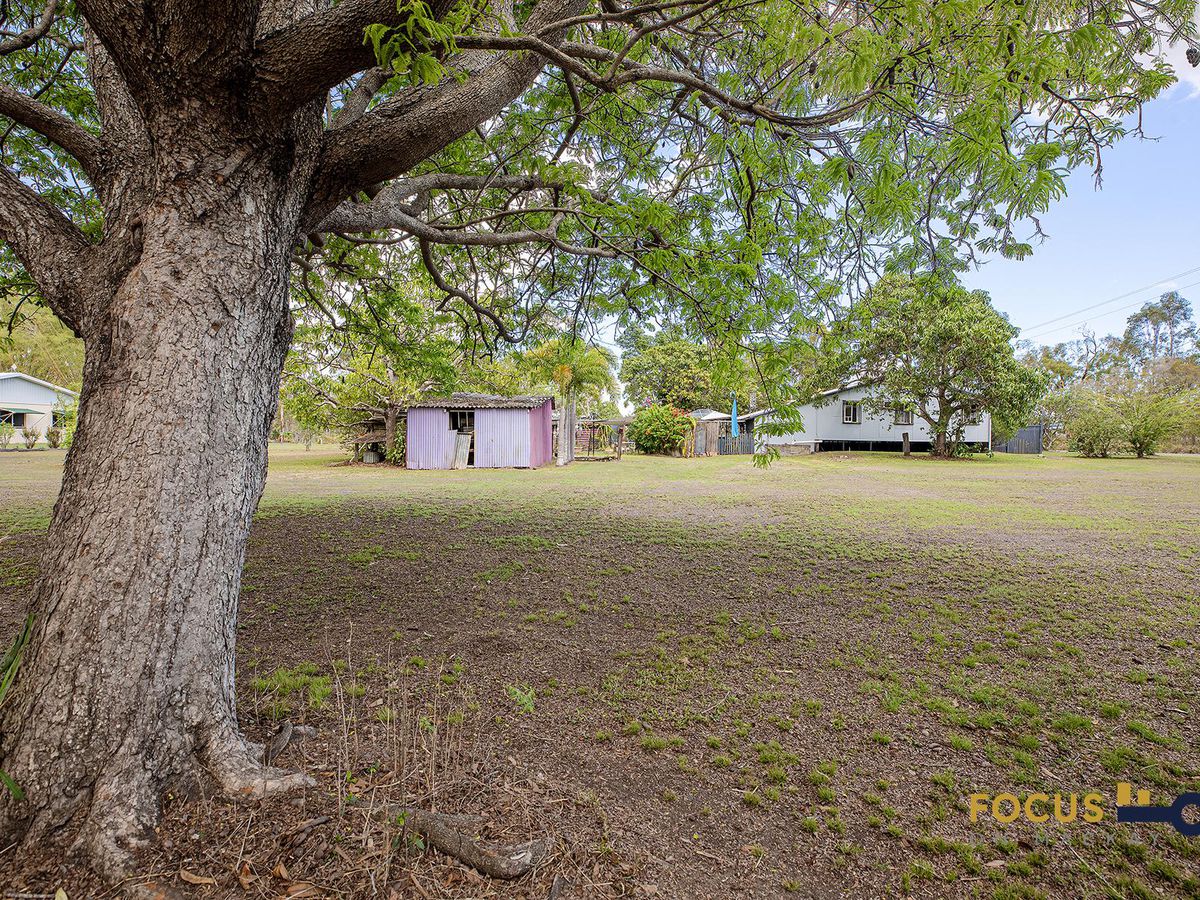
(253, 0), (455, 116)
(302, 0), (586, 228)
(84, 27), (149, 181)
(0, 0), (59, 54)
(314, 173), (545, 230)
(0, 84), (103, 183)
(313, 171), (616, 262)
(332, 67), (392, 129)
(454, 35), (879, 130)
(76, 0), (261, 110)
(0, 166), (94, 331)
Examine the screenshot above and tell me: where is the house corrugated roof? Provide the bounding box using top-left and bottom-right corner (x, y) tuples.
(409, 392), (553, 410)
(689, 408), (730, 421)
(0, 371), (79, 397)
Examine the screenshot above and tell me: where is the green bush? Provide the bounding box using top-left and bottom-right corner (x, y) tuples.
(0, 423), (13, 450)
(1067, 382), (1195, 458)
(54, 403), (77, 449)
(20, 426), (41, 449)
(1068, 401), (1124, 458)
(1115, 388), (1192, 458)
(628, 404), (692, 455)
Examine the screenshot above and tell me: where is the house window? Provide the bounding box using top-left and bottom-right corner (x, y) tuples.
(842, 401), (861, 425)
(1, 410), (25, 427)
(448, 409), (475, 431)
(893, 408), (913, 426)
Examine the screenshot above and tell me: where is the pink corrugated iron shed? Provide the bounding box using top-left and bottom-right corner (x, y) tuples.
(405, 396), (553, 469)
(528, 398), (552, 468)
(405, 407), (457, 469)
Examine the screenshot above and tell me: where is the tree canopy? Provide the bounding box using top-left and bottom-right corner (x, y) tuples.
(524, 335), (617, 409)
(816, 273), (1047, 455)
(1122, 291), (1197, 367)
(283, 244), (461, 454)
(1020, 290), (1200, 450)
(2, 0), (1197, 379)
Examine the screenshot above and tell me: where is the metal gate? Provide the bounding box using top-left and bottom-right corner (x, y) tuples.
(995, 424), (1043, 454)
(718, 432), (754, 455)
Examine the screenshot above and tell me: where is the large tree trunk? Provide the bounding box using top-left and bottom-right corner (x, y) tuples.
(0, 159), (311, 877)
(934, 431), (947, 457)
(384, 405), (400, 464)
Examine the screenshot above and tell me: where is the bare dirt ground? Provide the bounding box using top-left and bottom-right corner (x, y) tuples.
(1, 446), (1198, 899)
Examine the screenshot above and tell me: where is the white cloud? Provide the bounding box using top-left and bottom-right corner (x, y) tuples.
(1163, 12), (1200, 98)
(1165, 42), (1200, 97)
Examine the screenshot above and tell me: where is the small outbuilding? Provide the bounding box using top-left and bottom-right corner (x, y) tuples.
(406, 393), (553, 470)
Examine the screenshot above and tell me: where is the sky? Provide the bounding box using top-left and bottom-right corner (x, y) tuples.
(961, 67), (1200, 348)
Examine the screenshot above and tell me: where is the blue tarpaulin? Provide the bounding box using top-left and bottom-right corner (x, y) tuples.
(730, 395), (739, 437)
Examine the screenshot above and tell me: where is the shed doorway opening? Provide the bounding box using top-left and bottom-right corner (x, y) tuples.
(449, 408), (476, 466)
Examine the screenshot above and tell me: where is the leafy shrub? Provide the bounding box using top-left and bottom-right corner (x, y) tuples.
(0, 423), (13, 450)
(20, 426), (41, 449)
(45, 423), (65, 449)
(1114, 388), (1192, 458)
(1067, 399), (1124, 458)
(386, 429), (405, 465)
(1067, 381), (1195, 458)
(628, 404), (692, 455)
(54, 403), (77, 449)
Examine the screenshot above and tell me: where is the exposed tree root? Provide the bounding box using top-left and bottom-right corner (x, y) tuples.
(387, 805), (548, 879)
(262, 719), (319, 766)
(204, 723), (316, 800)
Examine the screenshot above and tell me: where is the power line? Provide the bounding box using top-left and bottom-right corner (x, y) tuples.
(1021, 276), (1200, 343)
(1018, 263), (1200, 338)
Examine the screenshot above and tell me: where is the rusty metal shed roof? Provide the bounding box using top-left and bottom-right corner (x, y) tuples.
(408, 392), (553, 410)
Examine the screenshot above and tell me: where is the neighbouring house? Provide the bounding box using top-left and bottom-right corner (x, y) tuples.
(757, 384), (991, 454)
(406, 393), (554, 470)
(0, 371), (77, 441)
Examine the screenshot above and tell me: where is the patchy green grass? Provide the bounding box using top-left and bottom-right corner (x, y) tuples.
(1, 447), (1199, 897)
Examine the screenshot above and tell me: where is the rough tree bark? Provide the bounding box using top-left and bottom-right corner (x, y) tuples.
(384, 405), (400, 463)
(0, 132), (320, 876)
(0, 0), (595, 873)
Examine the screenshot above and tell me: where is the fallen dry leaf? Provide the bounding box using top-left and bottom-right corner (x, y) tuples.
(236, 860), (257, 889)
(272, 860), (291, 880)
(179, 868), (217, 886)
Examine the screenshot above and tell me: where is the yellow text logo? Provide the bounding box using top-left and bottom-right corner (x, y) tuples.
(968, 792), (1105, 824)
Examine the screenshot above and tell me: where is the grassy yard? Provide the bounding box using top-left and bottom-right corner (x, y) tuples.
(2, 446), (1198, 898)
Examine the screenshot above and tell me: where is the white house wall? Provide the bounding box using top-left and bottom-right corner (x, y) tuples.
(0, 375), (75, 441)
(762, 386), (991, 447)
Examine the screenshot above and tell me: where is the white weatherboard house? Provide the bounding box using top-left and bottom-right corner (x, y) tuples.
(757, 384), (991, 454)
(0, 372), (77, 440)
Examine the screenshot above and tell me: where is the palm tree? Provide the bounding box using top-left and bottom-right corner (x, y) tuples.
(525, 337), (617, 465)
